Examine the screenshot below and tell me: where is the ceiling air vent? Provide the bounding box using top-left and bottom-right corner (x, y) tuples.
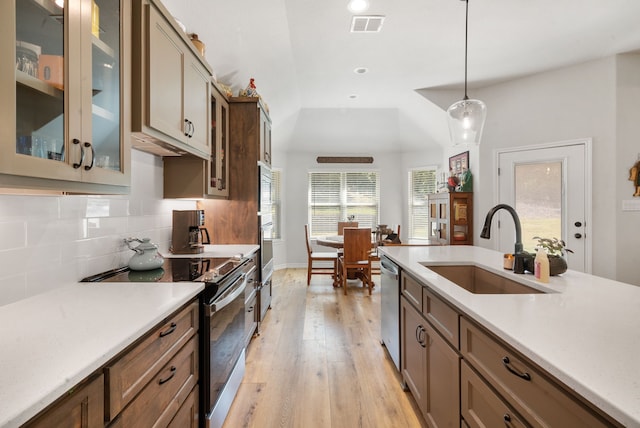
(350, 15), (385, 33)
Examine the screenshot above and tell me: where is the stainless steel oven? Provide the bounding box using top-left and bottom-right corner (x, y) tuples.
(258, 162), (274, 327)
(258, 221), (273, 327)
(201, 260), (252, 428)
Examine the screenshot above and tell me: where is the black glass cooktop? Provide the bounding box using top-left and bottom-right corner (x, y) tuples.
(81, 257), (241, 284)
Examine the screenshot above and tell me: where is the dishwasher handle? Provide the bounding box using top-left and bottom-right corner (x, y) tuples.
(380, 259), (399, 278)
(205, 273), (247, 316)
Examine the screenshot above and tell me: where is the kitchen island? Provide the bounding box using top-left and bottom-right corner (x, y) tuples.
(379, 245), (640, 427)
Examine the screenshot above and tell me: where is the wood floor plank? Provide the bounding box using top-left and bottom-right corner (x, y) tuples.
(223, 268), (427, 428)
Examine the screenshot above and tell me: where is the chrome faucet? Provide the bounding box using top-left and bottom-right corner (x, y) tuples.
(480, 204), (531, 273)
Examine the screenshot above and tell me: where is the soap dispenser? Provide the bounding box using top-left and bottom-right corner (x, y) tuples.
(534, 246), (550, 283)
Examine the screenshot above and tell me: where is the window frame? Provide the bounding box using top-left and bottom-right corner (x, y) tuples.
(408, 166), (437, 240)
(308, 170), (380, 238)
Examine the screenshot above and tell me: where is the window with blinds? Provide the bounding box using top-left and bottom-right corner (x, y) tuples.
(271, 169), (282, 239)
(409, 168), (437, 239)
(308, 171), (380, 237)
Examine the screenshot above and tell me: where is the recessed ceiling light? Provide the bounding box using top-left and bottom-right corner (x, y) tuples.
(354, 67), (368, 74)
(349, 94), (358, 99)
(348, 0), (369, 13)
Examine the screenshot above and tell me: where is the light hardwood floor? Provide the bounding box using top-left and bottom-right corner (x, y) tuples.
(223, 268), (427, 428)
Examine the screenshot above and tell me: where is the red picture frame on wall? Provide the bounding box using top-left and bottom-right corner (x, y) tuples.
(449, 151), (469, 175)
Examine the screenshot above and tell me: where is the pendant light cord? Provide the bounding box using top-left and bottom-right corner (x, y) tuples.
(464, 0), (469, 100)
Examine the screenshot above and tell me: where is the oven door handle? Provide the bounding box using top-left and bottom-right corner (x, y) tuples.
(205, 273), (248, 317)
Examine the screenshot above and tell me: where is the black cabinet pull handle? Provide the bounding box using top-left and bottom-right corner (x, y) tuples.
(248, 306), (254, 312)
(83, 142), (94, 171)
(158, 366), (176, 384)
(503, 413), (513, 427)
(184, 119), (190, 137)
(72, 139), (84, 169)
(159, 322), (177, 337)
(418, 326), (426, 348)
(189, 121), (195, 138)
(502, 356), (531, 381)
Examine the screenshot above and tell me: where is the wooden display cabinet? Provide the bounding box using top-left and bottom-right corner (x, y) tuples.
(427, 192), (473, 245)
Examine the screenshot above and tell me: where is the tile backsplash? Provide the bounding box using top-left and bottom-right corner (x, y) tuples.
(0, 150), (196, 306)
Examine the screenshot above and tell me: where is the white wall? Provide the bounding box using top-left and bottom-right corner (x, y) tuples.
(615, 53), (640, 285)
(273, 150), (412, 268)
(464, 54), (640, 284)
(0, 150), (196, 306)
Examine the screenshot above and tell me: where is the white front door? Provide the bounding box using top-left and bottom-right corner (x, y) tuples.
(497, 140), (591, 273)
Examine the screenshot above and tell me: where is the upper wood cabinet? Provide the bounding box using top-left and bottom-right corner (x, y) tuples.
(163, 82), (229, 199)
(0, 0), (131, 193)
(209, 83), (230, 197)
(230, 97), (272, 167)
(427, 192), (473, 245)
(131, 0), (211, 159)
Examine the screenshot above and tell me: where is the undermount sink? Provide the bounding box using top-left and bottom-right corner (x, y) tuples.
(423, 264), (544, 294)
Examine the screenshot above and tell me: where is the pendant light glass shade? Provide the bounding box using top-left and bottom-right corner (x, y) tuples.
(447, 0), (486, 146)
(447, 97), (486, 145)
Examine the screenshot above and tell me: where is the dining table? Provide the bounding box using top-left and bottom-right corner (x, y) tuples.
(315, 235), (348, 249)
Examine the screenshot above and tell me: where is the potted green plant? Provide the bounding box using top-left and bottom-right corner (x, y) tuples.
(532, 236), (573, 275)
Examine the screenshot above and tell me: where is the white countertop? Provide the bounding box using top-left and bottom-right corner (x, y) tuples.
(379, 245), (640, 427)
(0, 284), (205, 428)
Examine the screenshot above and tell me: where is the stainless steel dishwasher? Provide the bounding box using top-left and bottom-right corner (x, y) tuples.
(380, 255), (400, 371)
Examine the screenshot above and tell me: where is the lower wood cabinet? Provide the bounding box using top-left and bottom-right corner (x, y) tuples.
(460, 317), (617, 428)
(105, 301), (199, 427)
(461, 361), (528, 428)
(108, 336), (198, 427)
(399, 271), (621, 427)
(23, 374), (104, 428)
(24, 300), (199, 427)
(401, 295), (460, 427)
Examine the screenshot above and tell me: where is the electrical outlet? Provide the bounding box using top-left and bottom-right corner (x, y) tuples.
(622, 199), (640, 211)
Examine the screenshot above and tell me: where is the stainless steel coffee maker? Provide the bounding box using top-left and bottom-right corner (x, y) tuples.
(171, 210), (210, 254)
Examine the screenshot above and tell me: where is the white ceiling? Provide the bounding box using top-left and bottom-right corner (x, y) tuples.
(161, 0), (640, 154)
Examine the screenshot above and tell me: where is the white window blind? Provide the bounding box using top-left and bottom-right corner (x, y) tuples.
(271, 169), (282, 239)
(308, 171), (379, 237)
(409, 168), (436, 239)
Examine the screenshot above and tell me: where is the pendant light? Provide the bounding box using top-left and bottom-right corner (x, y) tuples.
(447, 0), (486, 146)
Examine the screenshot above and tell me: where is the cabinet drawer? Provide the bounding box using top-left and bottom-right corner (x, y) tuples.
(105, 301), (198, 419)
(423, 288), (459, 349)
(460, 318), (614, 428)
(110, 336), (198, 428)
(401, 272), (423, 310)
(461, 361), (527, 428)
(168, 384), (199, 428)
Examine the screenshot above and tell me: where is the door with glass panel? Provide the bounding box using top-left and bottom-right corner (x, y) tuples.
(497, 141), (590, 272)
(4, 0), (126, 185)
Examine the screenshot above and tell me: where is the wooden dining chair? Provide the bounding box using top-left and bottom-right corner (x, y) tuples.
(305, 224), (338, 286)
(338, 227), (373, 295)
(338, 221), (359, 235)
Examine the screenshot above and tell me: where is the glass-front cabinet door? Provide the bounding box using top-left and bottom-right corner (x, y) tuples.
(208, 84), (229, 198)
(1, 0), (129, 190)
